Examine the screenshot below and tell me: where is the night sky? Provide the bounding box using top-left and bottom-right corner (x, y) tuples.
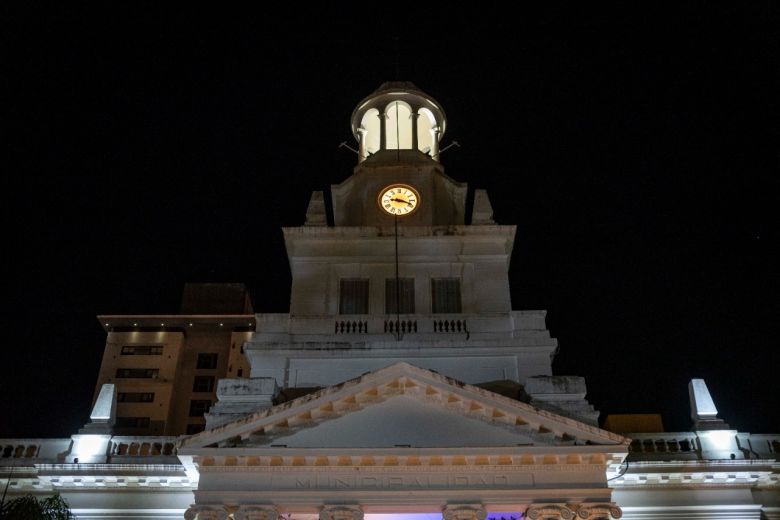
(5, 5), (779, 438)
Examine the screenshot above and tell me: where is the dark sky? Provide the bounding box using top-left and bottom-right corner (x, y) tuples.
(5, 4), (779, 438)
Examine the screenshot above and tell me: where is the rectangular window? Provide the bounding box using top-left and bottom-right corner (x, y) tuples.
(385, 278), (415, 314)
(339, 278), (369, 314)
(115, 416), (151, 428)
(115, 368), (159, 379)
(431, 278), (462, 313)
(117, 392), (155, 403)
(120, 345), (163, 355)
(186, 423), (205, 435)
(196, 353), (218, 369)
(189, 400), (212, 417)
(192, 376), (215, 393)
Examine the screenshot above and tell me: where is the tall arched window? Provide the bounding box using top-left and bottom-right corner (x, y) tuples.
(417, 108), (436, 155)
(385, 101), (413, 150)
(359, 108), (381, 157)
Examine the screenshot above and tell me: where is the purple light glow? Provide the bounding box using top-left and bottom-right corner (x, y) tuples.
(364, 514), (523, 520)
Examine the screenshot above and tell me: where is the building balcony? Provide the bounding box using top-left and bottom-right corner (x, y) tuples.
(252, 310), (552, 345)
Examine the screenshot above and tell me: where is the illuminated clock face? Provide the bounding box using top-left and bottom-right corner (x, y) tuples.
(378, 185), (420, 216)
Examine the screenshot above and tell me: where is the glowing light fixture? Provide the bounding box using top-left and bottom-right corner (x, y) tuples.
(703, 430), (734, 450)
(72, 435), (107, 458)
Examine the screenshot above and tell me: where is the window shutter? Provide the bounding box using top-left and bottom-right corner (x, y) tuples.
(431, 278), (462, 313)
(339, 278), (369, 314)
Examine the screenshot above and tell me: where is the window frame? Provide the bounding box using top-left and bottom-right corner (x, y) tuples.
(115, 416), (151, 428)
(431, 277), (462, 314)
(117, 392), (155, 403)
(120, 345), (163, 355)
(196, 353), (219, 370)
(339, 278), (370, 315)
(115, 368), (159, 379)
(189, 399), (212, 417)
(192, 375), (216, 393)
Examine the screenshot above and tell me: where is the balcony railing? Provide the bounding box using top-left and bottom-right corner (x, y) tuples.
(0, 436), (179, 464)
(330, 315), (469, 336)
(109, 436), (177, 457)
(626, 433), (780, 461)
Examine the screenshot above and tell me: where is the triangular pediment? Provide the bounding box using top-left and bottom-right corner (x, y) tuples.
(179, 363), (626, 451)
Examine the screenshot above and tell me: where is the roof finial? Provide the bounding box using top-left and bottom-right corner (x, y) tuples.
(393, 35), (401, 80)
(688, 379), (730, 430)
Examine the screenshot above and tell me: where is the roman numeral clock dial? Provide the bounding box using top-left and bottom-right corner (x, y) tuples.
(378, 184), (420, 216)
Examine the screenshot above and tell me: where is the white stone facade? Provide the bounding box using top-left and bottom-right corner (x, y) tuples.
(1, 82), (777, 519)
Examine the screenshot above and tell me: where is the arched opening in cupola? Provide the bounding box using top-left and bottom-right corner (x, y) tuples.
(385, 101), (413, 150)
(417, 107), (437, 155)
(359, 108), (381, 158)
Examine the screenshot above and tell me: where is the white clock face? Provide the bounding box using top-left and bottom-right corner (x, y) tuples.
(378, 185), (420, 216)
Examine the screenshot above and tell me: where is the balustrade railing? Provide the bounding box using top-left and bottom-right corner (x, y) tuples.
(330, 315), (469, 336)
(433, 318), (468, 334)
(384, 319), (417, 334)
(625, 432), (780, 462)
(628, 434), (698, 455)
(0, 437), (178, 463)
(334, 320), (369, 334)
(0, 439), (71, 462)
(109, 436), (177, 457)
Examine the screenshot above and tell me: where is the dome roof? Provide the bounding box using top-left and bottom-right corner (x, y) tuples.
(351, 82), (446, 141)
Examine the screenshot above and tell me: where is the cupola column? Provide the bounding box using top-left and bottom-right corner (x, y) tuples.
(430, 125), (441, 160)
(411, 107), (420, 151)
(357, 126), (368, 161)
(379, 110), (387, 151)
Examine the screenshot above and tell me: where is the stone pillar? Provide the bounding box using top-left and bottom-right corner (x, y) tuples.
(184, 505), (229, 520)
(358, 127), (368, 161)
(411, 109), (419, 151)
(380, 111), (387, 150)
(442, 504), (487, 520)
(430, 126), (440, 160)
(234, 505), (280, 520)
(319, 505), (364, 520)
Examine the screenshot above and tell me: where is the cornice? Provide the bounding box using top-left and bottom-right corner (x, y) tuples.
(196, 463), (608, 474)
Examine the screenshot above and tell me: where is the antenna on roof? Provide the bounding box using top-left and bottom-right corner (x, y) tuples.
(338, 141), (359, 155)
(393, 35), (401, 79)
(431, 140), (461, 159)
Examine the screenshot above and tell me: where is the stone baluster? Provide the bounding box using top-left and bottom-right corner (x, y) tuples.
(319, 505), (364, 520)
(442, 504), (487, 520)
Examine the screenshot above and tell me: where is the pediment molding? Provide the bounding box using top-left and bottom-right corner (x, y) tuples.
(180, 363), (626, 452)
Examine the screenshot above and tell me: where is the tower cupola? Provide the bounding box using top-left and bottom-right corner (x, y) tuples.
(351, 81), (447, 162)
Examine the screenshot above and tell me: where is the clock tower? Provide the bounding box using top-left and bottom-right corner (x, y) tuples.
(332, 81), (466, 226)
(242, 82), (599, 426)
